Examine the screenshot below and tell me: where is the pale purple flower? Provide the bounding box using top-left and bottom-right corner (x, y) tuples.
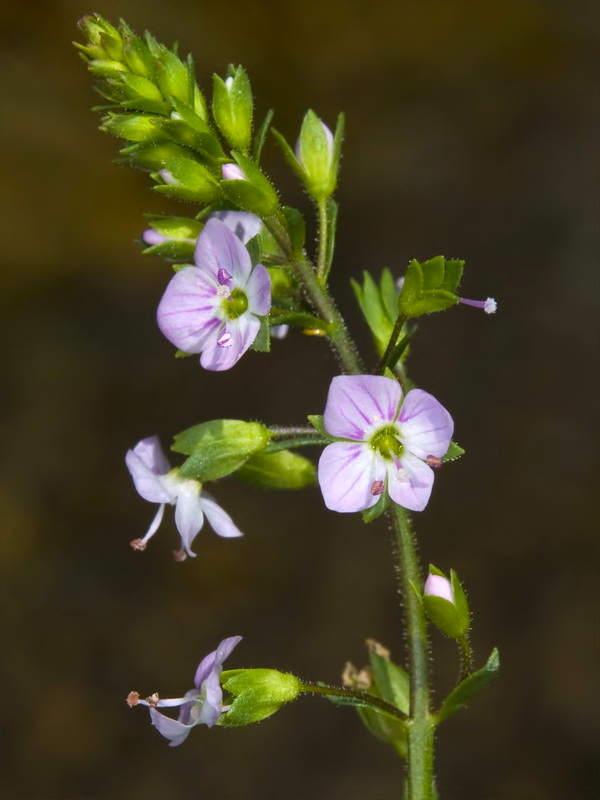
(157, 218), (271, 371)
(126, 436), (243, 559)
(458, 296), (497, 314)
(128, 636), (242, 746)
(317, 375), (453, 513)
(424, 573), (455, 604)
(221, 162), (247, 181)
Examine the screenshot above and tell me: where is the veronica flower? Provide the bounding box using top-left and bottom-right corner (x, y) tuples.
(318, 375), (453, 513)
(127, 636), (242, 746)
(126, 436), (243, 559)
(157, 218), (271, 371)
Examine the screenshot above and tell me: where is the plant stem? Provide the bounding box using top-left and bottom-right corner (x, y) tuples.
(377, 313), (407, 374)
(316, 198), (328, 280)
(458, 635), (473, 682)
(264, 435), (329, 453)
(300, 682), (407, 722)
(264, 214), (362, 375)
(392, 505), (436, 800)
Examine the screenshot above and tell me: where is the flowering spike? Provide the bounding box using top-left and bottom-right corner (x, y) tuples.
(458, 296), (497, 314)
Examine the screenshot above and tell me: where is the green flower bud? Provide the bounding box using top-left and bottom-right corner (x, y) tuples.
(154, 157), (222, 204)
(423, 566), (471, 639)
(77, 15), (123, 61)
(219, 669), (301, 726)
(221, 153), (279, 217)
(122, 30), (155, 80)
(235, 449), (316, 489)
(100, 112), (163, 143)
(144, 33), (190, 105)
(172, 419), (271, 482)
(212, 66), (253, 152)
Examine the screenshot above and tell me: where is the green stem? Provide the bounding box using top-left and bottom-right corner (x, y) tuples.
(264, 435), (328, 453)
(316, 198), (328, 280)
(392, 505), (435, 800)
(263, 214), (362, 375)
(269, 426), (316, 436)
(300, 682), (407, 722)
(378, 313), (407, 375)
(458, 635), (473, 683)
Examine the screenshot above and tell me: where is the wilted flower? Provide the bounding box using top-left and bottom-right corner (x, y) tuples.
(318, 375), (453, 513)
(126, 436), (243, 559)
(128, 636), (242, 746)
(157, 218), (271, 370)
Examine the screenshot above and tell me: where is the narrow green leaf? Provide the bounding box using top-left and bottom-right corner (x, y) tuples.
(436, 648), (500, 724)
(253, 108), (274, 164)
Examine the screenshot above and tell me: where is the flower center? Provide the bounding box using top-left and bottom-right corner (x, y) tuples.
(223, 288), (248, 319)
(369, 425), (404, 461)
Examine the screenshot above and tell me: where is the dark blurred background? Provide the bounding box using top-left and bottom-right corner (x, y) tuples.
(1, 1), (598, 798)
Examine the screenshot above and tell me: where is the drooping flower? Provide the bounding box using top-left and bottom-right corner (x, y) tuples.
(317, 375), (453, 513)
(157, 218), (271, 371)
(126, 436), (243, 559)
(127, 636), (242, 746)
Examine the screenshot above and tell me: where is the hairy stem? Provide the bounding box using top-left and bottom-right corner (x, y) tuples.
(392, 505), (436, 800)
(300, 682), (407, 722)
(264, 214), (362, 375)
(378, 313), (407, 374)
(458, 635), (474, 682)
(316, 197), (328, 280)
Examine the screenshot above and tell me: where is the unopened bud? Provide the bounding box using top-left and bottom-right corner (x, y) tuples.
(423, 567), (470, 639)
(221, 163), (247, 181)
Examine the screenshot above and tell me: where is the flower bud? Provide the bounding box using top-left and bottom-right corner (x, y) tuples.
(141, 216), (201, 260)
(220, 154), (279, 217)
(222, 163), (247, 181)
(423, 566), (470, 639)
(212, 66), (254, 152)
(153, 157), (222, 204)
(77, 15), (123, 61)
(219, 669), (301, 726)
(295, 111), (338, 200)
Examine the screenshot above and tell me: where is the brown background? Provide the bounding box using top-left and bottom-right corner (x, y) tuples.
(1, 1), (598, 798)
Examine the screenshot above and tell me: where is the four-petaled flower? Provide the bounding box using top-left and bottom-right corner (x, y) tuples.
(157, 218), (271, 371)
(128, 636), (242, 746)
(126, 436), (243, 559)
(318, 375), (453, 513)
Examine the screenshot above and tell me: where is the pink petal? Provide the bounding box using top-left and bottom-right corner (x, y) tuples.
(126, 440), (172, 504)
(149, 707), (194, 747)
(323, 375), (402, 441)
(194, 219), (252, 284)
(244, 263), (271, 315)
(174, 483), (204, 556)
(199, 315), (260, 371)
(200, 496), (244, 538)
(209, 211), (262, 244)
(398, 389), (454, 459)
(318, 442), (386, 513)
(157, 267), (222, 353)
(387, 452), (434, 512)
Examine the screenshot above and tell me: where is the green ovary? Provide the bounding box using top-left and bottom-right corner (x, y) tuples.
(223, 288), (249, 319)
(369, 425), (404, 460)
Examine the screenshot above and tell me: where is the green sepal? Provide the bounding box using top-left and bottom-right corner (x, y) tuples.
(142, 240), (195, 261)
(296, 109), (335, 199)
(235, 449), (316, 489)
(145, 214), (202, 239)
(361, 490), (390, 523)
(253, 109), (274, 164)
(212, 66), (253, 152)
(269, 311), (330, 332)
(398, 257), (463, 318)
(250, 315), (270, 353)
(436, 648), (500, 724)
(108, 73), (167, 114)
(222, 152), (279, 216)
(154, 156), (222, 203)
(118, 141), (191, 171)
(267, 267), (296, 301)
(219, 669), (301, 726)
(121, 28), (155, 80)
(87, 59), (128, 79)
(307, 414), (329, 438)
(173, 419), (270, 481)
(282, 206), (306, 254)
(271, 127), (305, 182)
(100, 112), (163, 143)
(245, 234), (262, 267)
(144, 33), (189, 105)
(318, 689), (377, 712)
(441, 441), (465, 463)
(77, 15), (124, 61)
(175, 349), (192, 358)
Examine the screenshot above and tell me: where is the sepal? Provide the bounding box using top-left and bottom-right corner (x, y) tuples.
(235, 449), (316, 489)
(212, 66), (253, 152)
(154, 157), (222, 203)
(351, 269), (399, 356)
(423, 566), (471, 639)
(398, 257), (464, 318)
(221, 152), (279, 216)
(219, 669), (301, 726)
(173, 420), (271, 482)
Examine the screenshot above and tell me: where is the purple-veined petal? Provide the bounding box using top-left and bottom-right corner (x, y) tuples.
(244, 263), (271, 315)
(126, 440), (173, 504)
(398, 389), (454, 459)
(157, 267), (222, 354)
(323, 375), (402, 441)
(149, 707), (195, 747)
(193, 636), (242, 690)
(318, 442), (386, 513)
(199, 314), (260, 371)
(209, 210), (262, 244)
(197, 671), (222, 728)
(200, 497), (244, 538)
(387, 452), (434, 512)
(173, 482), (205, 557)
(214, 635), (243, 666)
(194, 219), (252, 284)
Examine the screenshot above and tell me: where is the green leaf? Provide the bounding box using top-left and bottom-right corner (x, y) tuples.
(436, 648), (500, 724)
(253, 108), (274, 164)
(380, 268), (399, 323)
(441, 259), (464, 293)
(235, 449), (316, 489)
(282, 206), (306, 254)
(367, 643), (409, 714)
(441, 441), (465, 463)
(173, 419), (270, 482)
(250, 314), (270, 353)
